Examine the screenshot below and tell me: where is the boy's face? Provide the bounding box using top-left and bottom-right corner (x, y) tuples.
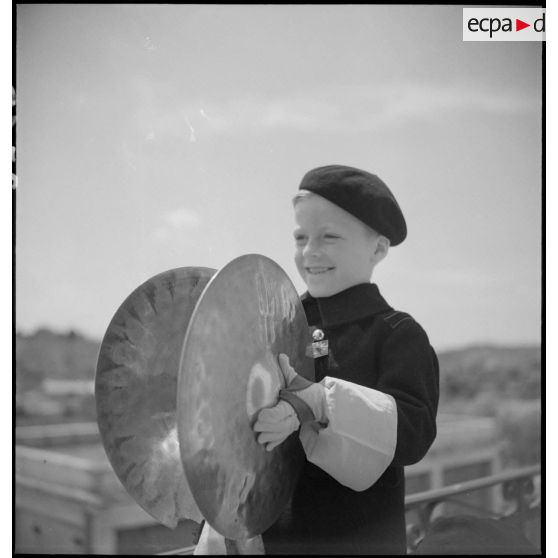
(293, 194), (380, 298)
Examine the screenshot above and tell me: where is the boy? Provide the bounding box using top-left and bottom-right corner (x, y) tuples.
(254, 164), (439, 554)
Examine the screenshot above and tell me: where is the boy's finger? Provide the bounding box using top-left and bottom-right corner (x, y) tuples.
(278, 353), (298, 384)
(253, 420), (288, 433)
(254, 411), (297, 428)
(257, 431), (287, 444)
(254, 415), (299, 434)
(257, 401), (295, 423)
(265, 438), (287, 451)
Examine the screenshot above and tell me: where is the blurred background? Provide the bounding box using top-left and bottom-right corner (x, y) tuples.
(15, 4), (541, 554)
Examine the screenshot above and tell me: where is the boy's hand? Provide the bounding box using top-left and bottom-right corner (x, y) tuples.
(253, 354), (327, 451)
(253, 400), (300, 451)
(277, 353), (327, 424)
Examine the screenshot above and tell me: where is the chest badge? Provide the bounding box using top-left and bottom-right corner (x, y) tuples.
(306, 327), (328, 359)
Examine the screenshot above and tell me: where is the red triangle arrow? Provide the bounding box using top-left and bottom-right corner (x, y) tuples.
(516, 19), (530, 31)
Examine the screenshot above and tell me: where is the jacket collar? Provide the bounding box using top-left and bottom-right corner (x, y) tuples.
(301, 283), (392, 327)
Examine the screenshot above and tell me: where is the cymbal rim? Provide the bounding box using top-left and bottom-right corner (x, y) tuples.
(95, 266), (215, 528)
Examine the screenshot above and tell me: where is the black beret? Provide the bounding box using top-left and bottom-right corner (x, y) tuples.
(298, 164), (407, 246)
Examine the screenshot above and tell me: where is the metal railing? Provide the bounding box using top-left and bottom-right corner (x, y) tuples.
(404, 464), (541, 553)
(157, 464), (541, 555)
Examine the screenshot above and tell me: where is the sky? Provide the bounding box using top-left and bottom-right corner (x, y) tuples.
(15, 4), (543, 351)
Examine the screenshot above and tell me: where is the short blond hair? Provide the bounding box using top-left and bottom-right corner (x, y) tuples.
(292, 189), (316, 206)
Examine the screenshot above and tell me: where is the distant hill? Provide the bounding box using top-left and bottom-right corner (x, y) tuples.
(16, 329), (101, 391)
(438, 344), (541, 401)
(15, 329), (541, 402)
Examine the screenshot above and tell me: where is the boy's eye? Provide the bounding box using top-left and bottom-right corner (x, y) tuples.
(294, 234), (307, 244)
(324, 234), (340, 240)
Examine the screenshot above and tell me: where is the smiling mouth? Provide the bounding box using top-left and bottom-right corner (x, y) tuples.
(306, 267), (335, 275)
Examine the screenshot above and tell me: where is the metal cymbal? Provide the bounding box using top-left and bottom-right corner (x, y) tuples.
(178, 254), (314, 540)
(95, 267), (215, 528)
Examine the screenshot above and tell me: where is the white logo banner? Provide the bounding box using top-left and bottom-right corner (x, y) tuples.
(463, 8), (545, 42)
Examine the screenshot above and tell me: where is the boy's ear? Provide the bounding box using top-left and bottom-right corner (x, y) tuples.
(372, 235), (390, 264)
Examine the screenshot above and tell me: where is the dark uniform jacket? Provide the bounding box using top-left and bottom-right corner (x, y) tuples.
(262, 283), (439, 555)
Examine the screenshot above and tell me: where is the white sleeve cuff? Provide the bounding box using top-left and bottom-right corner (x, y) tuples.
(299, 376), (397, 491)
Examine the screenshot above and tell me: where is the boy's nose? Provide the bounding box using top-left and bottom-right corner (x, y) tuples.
(303, 240), (322, 257)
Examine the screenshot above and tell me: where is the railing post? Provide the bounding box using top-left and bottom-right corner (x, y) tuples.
(407, 500), (441, 553)
(502, 475), (535, 517)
